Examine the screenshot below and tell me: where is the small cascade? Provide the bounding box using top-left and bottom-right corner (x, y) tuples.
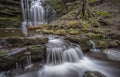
(46, 36), (84, 65)
(89, 40), (98, 52)
(22, 22), (28, 36)
(16, 62), (22, 71)
(0, 72), (6, 77)
(25, 52), (32, 65)
(16, 62), (20, 70)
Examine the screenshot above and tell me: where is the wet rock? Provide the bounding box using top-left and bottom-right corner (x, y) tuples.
(1, 36), (48, 48)
(97, 39), (120, 49)
(65, 35), (90, 52)
(83, 71), (106, 77)
(0, 45), (46, 71)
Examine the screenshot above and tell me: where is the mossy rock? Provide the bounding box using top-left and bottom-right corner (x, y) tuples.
(65, 35), (90, 51)
(42, 29), (54, 34)
(97, 40), (108, 48)
(28, 24), (47, 31)
(54, 29), (66, 35)
(96, 11), (110, 18)
(67, 29), (80, 35)
(64, 20), (80, 29)
(0, 0), (22, 28)
(87, 32), (105, 39)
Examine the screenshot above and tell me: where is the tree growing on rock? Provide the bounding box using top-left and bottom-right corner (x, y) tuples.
(77, 0), (96, 20)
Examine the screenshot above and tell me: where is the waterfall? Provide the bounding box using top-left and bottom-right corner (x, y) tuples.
(16, 62), (22, 70)
(21, 0), (56, 26)
(46, 36), (84, 65)
(25, 52), (32, 65)
(22, 22), (28, 36)
(30, 0), (45, 26)
(89, 40), (98, 52)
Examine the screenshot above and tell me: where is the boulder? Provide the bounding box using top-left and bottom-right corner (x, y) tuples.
(83, 71), (106, 77)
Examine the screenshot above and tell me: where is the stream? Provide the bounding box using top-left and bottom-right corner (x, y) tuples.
(0, 35), (120, 77)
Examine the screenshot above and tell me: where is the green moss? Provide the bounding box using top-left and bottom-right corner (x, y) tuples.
(0, 17), (20, 21)
(96, 11), (110, 17)
(81, 21), (89, 30)
(54, 29), (66, 35)
(0, 50), (4, 56)
(110, 41), (119, 47)
(88, 0), (98, 2)
(31, 46), (41, 50)
(87, 33), (105, 39)
(98, 41), (107, 48)
(42, 29), (54, 34)
(65, 20), (80, 28)
(68, 29), (80, 35)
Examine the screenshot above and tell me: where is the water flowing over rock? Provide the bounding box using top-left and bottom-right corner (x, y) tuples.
(21, 0), (45, 33)
(89, 40), (100, 52)
(21, 0), (56, 26)
(104, 49), (120, 61)
(30, 0), (45, 26)
(46, 36), (84, 65)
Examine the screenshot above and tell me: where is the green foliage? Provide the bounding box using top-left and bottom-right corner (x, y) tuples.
(96, 11), (110, 17)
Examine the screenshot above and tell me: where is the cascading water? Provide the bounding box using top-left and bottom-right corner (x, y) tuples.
(22, 22), (28, 36)
(25, 52), (32, 65)
(46, 36), (84, 65)
(104, 49), (120, 61)
(21, 0), (56, 36)
(89, 40), (99, 52)
(30, 0), (45, 26)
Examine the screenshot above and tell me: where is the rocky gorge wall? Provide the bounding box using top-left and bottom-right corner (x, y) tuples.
(0, 0), (22, 28)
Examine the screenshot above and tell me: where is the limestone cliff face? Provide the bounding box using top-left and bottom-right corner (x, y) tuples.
(0, 0), (22, 28)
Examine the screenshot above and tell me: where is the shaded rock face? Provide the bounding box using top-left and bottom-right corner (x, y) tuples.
(0, 0), (22, 28)
(0, 36), (48, 48)
(83, 71), (106, 77)
(0, 36), (48, 71)
(0, 45), (46, 71)
(0, 28), (24, 38)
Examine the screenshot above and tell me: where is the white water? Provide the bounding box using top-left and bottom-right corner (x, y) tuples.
(89, 40), (99, 52)
(104, 49), (120, 61)
(46, 36), (84, 65)
(30, 0), (45, 26)
(25, 52), (32, 65)
(22, 22), (28, 36)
